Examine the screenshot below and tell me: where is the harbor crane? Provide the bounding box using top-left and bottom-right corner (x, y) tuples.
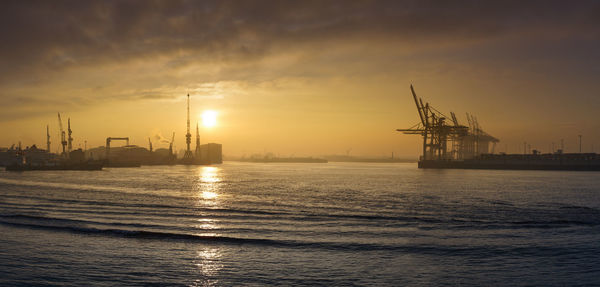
(105, 137), (129, 160)
(67, 118), (73, 153)
(148, 137), (153, 152)
(57, 113), (68, 158)
(396, 85), (497, 161)
(183, 94), (193, 160)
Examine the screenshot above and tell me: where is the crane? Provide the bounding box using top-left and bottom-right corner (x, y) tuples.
(105, 137), (129, 160)
(148, 137), (153, 152)
(57, 113), (67, 157)
(397, 85), (470, 160)
(450, 112), (459, 127)
(67, 118), (73, 153)
(183, 94), (193, 159)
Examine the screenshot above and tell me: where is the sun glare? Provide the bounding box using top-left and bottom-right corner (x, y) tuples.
(202, 110), (218, 127)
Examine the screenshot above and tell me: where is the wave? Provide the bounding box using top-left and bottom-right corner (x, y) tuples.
(0, 177), (177, 198)
(0, 218), (594, 258)
(3, 198), (600, 231)
(0, 218), (393, 251)
(0, 214), (174, 230)
(1, 194), (182, 210)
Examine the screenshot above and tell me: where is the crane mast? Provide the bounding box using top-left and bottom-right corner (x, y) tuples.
(184, 94), (193, 159)
(67, 118), (73, 153)
(57, 113), (67, 157)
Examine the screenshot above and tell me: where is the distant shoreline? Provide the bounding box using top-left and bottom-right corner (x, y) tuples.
(226, 157), (417, 163)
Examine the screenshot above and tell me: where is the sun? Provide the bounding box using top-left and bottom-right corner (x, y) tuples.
(201, 110), (218, 127)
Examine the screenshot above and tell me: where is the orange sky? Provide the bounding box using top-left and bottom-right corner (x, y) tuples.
(1, 1), (599, 157)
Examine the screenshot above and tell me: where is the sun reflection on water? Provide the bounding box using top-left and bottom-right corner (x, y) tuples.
(190, 167), (224, 286)
(197, 166), (221, 205)
(201, 191), (218, 200)
(200, 166), (220, 183)
(191, 246), (223, 287)
(194, 218), (220, 236)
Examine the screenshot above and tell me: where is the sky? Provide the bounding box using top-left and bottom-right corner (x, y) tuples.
(0, 0), (599, 157)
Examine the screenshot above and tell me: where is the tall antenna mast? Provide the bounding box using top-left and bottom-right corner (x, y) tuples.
(184, 94), (193, 159)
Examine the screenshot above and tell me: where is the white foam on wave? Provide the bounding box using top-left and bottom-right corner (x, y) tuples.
(0, 177), (174, 196)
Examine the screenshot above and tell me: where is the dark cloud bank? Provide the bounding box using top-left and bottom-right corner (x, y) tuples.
(1, 0), (598, 83)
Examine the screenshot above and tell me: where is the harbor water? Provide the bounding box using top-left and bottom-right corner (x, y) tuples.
(0, 162), (599, 286)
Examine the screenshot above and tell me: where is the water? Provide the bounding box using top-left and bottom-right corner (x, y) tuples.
(0, 162), (599, 286)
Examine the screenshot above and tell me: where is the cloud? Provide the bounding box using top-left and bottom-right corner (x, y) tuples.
(2, 0), (597, 78)
(0, 0), (599, 118)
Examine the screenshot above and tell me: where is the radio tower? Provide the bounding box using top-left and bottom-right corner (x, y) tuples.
(183, 94), (193, 160)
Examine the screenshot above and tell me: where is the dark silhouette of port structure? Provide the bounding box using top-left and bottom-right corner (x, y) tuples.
(397, 85), (600, 171)
(0, 94), (222, 171)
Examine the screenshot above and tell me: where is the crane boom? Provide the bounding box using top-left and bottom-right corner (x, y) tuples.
(450, 112), (459, 126)
(410, 85), (426, 126)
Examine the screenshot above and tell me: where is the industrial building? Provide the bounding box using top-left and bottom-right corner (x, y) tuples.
(198, 143), (223, 164)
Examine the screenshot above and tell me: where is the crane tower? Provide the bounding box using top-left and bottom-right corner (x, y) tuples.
(67, 118), (73, 153)
(183, 94), (194, 160)
(57, 113), (67, 157)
